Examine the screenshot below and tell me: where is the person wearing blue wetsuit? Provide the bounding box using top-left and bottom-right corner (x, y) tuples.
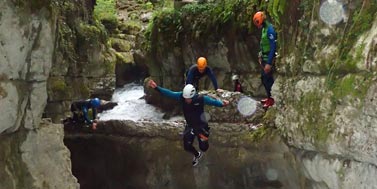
(186, 57), (223, 92)
(253, 11), (277, 108)
(148, 79), (229, 166)
(70, 98), (101, 129)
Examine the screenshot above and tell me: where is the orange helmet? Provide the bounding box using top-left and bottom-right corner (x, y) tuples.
(197, 57), (207, 71)
(253, 11), (265, 28)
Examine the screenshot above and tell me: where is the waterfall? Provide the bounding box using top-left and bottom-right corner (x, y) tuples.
(99, 83), (167, 121)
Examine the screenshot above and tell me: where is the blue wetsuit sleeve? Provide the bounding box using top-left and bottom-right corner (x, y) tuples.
(156, 86), (182, 101)
(203, 96), (223, 107)
(206, 68), (218, 90)
(267, 26), (277, 65)
(82, 107), (92, 124)
(186, 69), (194, 84)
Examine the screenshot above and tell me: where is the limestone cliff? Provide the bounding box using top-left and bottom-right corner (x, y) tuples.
(0, 0), (85, 188)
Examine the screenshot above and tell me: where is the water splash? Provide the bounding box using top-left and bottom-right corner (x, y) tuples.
(99, 83), (165, 121)
(319, 0), (345, 25)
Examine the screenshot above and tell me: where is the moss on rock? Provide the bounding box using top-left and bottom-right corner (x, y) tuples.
(110, 38), (132, 52)
(118, 21), (142, 35)
(76, 22), (107, 46)
(296, 91), (332, 146)
(48, 77), (72, 100)
(115, 52), (134, 64)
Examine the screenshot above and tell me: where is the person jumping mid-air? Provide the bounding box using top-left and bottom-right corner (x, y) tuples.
(148, 79), (229, 166)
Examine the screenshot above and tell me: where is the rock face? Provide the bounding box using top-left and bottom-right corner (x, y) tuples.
(141, 0), (377, 188)
(0, 0), (54, 133)
(0, 1), (79, 188)
(45, 0), (116, 122)
(65, 120), (301, 189)
(1, 120), (78, 189)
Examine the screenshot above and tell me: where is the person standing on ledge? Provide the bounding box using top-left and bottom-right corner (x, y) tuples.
(253, 11), (277, 108)
(148, 79), (229, 166)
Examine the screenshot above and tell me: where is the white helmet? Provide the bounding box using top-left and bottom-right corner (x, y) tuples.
(182, 84), (196, 98)
(232, 74), (239, 81)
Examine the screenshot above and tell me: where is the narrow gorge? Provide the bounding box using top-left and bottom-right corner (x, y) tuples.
(1, 0), (377, 189)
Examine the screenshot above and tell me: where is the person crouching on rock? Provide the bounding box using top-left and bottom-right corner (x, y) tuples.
(70, 98), (101, 130)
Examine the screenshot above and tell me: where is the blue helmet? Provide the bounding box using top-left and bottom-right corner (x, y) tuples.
(91, 98), (101, 108)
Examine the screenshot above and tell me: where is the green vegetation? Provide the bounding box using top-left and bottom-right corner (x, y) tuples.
(326, 1), (377, 86)
(94, 0), (118, 32)
(144, 2), (154, 10)
(260, 0), (287, 25)
(146, 1), (254, 50)
(144, 0), (286, 53)
(339, 1), (376, 61)
(94, 0), (116, 20)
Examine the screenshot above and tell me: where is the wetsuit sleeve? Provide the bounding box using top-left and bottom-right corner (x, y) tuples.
(203, 95), (223, 107)
(156, 86), (182, 101)
(186, 68), (194, 84)
(82, 107), (92, 124)
(206, 68), (218, 90)
(267, 26), (277, 65)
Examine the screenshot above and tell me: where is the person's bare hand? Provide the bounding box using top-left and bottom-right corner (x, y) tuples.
(264, 64), (272, 74)
(149, 80), (157, 88)
(216, 88), (224, 93)
(222, 100), (229, 106)
(92, 122), (97, 130)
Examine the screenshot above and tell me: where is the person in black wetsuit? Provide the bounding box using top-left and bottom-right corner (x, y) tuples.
(70, 98), (101, 129)
(185, 57), (223, 92)
(148, 79), (229, 166)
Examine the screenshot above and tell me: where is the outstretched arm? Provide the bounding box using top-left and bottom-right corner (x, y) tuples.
(82, 107), (92, 124)
(186, 69), (194, 85)
(149, 80), (182, 101)
(203, 96), (229, 107)
(206, 68), (219, 90)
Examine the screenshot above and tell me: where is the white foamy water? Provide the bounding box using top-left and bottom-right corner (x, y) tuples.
(99, 83), (165, 121)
